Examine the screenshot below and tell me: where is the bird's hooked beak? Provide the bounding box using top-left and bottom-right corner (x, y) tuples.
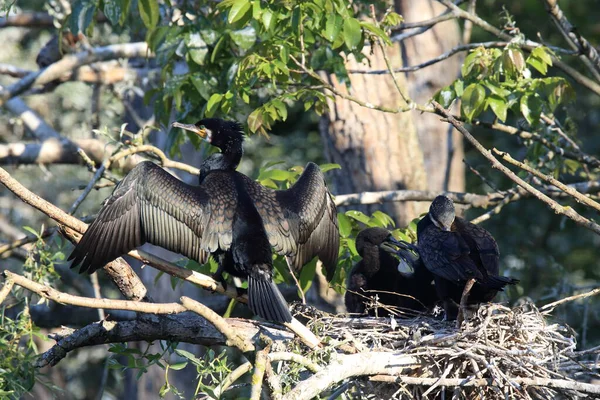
(394, 241), (419, 277)
(379, 234), (403, 255)
(172, 122), (209, 141)
(430, 214), (451, 232)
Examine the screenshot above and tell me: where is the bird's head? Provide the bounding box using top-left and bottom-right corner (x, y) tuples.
(356, 227), (402, 256)
(429, 195), (455, 231)
(172, 118), (244, 150)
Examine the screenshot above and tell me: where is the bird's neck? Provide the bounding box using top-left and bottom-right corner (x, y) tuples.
(221, 138), (243, 169)
(361, 245), (383, 276)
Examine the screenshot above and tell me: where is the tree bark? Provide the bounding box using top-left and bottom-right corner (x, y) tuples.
(320, 1), (463, 226)
(398, 0), (465, 192)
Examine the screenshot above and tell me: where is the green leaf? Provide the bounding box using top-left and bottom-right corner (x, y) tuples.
(338, 213), (352, 238)
(345, 210), (370, 224)
(319, 163), (341, 173)
(257, 169), (293, 181)
(138, 0), (159, 29)
(371, 211), (395, 228)
(382, 11), (403, 27)
(69, 0), (97, 34)
(210, 36), (226, 63)
(461, 51), (479, 77)
(530, 46), (553, 66)
(262, 9), (276, 31)
(228, 0), (251, 24)
(461, 83), (487, 121)
(435, 85), (456, 108)
(324, 15), (343, 42)
(118, 0), (131, 25)
(185, 32), (208, 65)
(487, 95), (508, 122)
(360, 22), (391, 45)
(247, 108), (264, 133)
(527, 56), (548, 75)
(168, 362), (188, 371)
(103, 1), (122, 25)
(343, 18), (362, 50)
(206, 93), (222, 117)
(175, 349), (202, 365)
(298, 258), (317, 295)
(230, 26), (257, 51)
(520, 94), (542, 126)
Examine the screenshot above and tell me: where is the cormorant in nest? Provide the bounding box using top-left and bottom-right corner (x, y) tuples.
(416, 195), (518, 320)
(345, 227), (436, 316)
(69, 118), (339, 323)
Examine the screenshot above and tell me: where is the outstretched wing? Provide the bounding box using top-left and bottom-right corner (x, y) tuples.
(453, 217), (500, 276)
(241, 162), (340, 280)
(69, 161), (235, 273)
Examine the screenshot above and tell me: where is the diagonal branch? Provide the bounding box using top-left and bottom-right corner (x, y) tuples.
(431, 101), (600, 236)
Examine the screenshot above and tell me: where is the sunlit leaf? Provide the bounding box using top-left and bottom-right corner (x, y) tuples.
(461, 83), (486, 121)
(343, 17), (362, 50)
(138, 0), (159, 30)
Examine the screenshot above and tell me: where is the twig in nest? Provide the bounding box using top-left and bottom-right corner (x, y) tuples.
(457, 278), (476, 327)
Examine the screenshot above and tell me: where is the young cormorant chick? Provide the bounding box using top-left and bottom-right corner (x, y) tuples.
(345, 227), (436, 316)
(69, 118), (339, 324)
(416, 195), (518, 320)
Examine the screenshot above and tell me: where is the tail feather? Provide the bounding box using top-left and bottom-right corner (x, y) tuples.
(482, 275), (519, 291)
(248, 274), (292, 323)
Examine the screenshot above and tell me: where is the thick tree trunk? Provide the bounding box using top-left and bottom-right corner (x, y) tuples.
(398, 0), (465, 192)
(320, 1), (463, 226)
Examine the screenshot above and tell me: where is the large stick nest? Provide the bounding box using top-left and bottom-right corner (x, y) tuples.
(296, 301), (599, 399)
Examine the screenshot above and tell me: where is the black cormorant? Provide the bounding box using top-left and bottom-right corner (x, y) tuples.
(345, 227), (436, 316)
(69, 118), (340, 323)
(416, 195), (518, 320)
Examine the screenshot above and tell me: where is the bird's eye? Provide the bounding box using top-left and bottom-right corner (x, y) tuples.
(199, 125), (206, 129)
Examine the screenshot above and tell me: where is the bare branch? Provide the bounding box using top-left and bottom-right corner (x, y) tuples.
(282, 352), (419, 400)
(0, 42), (150, 106)
(432, 101), (600, 236)
(181, 296), (255, 353)
(250, 345), (270, 400)
(0, 276), (15, 305)
(542, 0), (600, 81)
(0, 13), (54, 28)
(4, 270), (182, 314)
(35, 315), (293, 368)
(493, 149), (600, 213)
(540, 287), (600, 312)
(334, 190), (498, 208)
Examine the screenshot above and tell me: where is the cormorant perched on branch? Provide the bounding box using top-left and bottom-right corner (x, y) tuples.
(416, 195), (518, 320)
(69, 118), (339, 323)
(345, 227), (436, 316)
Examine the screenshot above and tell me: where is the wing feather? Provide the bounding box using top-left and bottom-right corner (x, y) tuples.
(69, 161), (232, 273)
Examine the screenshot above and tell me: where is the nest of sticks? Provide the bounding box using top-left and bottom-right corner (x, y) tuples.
(295, 300), (600, 399)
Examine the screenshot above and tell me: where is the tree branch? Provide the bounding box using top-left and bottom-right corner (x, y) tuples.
(493, 149), (600, 213)
(250, 345), (270, 400)
(282, 352), (419, 400)
(432, 101), (600, 236)
(0, 42), (150, 106)
(334, 190), (498, 208)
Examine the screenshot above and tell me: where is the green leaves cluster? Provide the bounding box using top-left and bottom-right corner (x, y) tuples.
(435, 44), (575, 126)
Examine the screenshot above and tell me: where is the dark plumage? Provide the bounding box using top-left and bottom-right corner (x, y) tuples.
(69, 118), (339, 323)
(417, 195), (519, 320)
(345, 227), (436, 316)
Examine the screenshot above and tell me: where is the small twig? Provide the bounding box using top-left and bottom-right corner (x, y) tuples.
(180, 296), (254, 353)
(250, 344), (271, 400)
(457, 278), (476, 328)
(215, 362), (252, 397)
(540, 287), (600, 312)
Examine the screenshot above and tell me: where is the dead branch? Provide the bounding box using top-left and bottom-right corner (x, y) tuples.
(282, 352), (420, 400)
(542, 0), (600, 81)
(4, 270), (182, 314)
(540, 287), (600, 312)
(0, 276), (15, 305)
(334, 190), (498, 208)
(0, 13), (54, 28)
(432, 102), (600, 236)
(35, 315), (293, 368)
(181, 296), (255, 353)
(493, 149), (600, 213)
(250, 345), (271, 400)
(0, 42), (150, 106)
